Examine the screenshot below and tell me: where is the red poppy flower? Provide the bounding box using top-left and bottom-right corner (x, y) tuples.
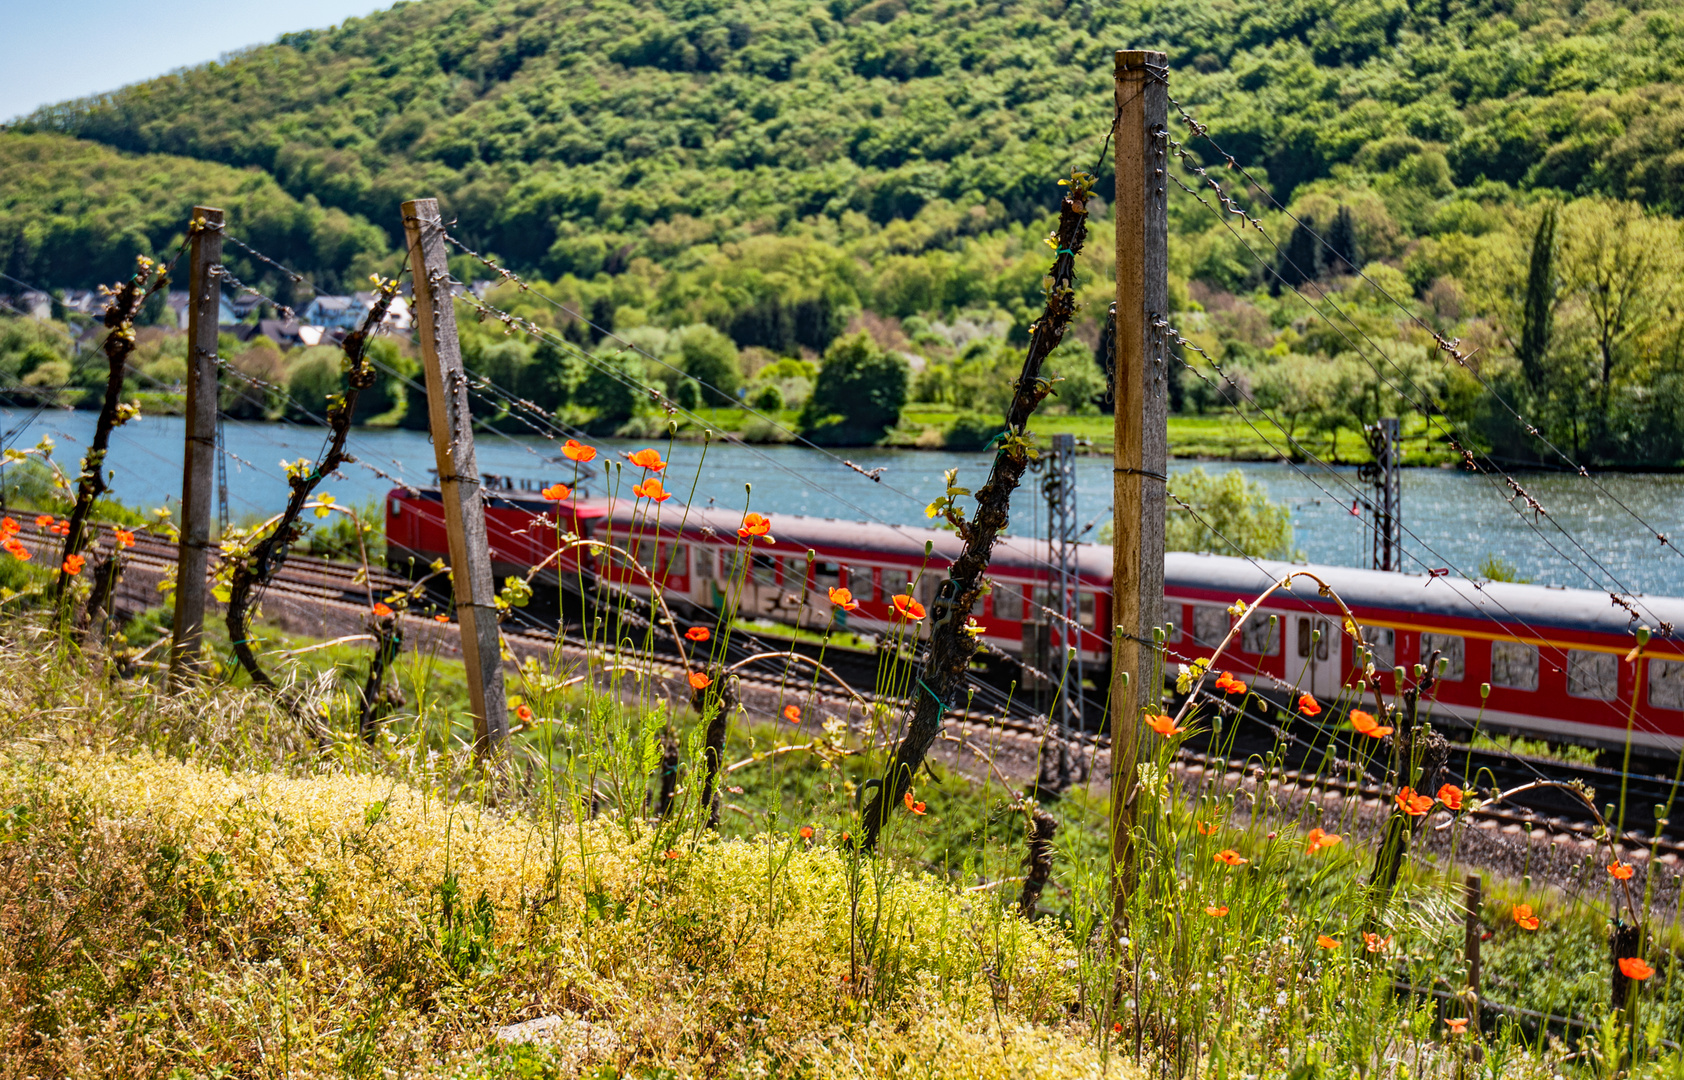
(562, 439), (598, 463)
(541, 482), (572, 501)
(1145, 713), (1184, 737)
(738, 512), (773, 542)
(34, 514), (52, 528)
(891, 594), (926, 621)
(1437, 784), (1464, 811)
(1350, 710), (1395, 738)
(113, 529), (135, 549)
(827, 586), (861, 612)
(1362, 932), (1391, 953)
(1618, 957), (1655, 980)
(799, 825), (814, 840)
(1213, 849), (1247, 866)
(902, 790), (927, 815)
(62, 553), (84, 575)
(434, 614), (449, 623)
(1305, 827), (1342, 854)
(2, 538), (28, 561)
(1204, 905), (1229, 918)
(372, 602), (393, 618)
(664, 849), (682, 860)
(688, 672), (711, 690)
(1395, 787), (1433, 816)
(1213, 671), (1246, 694)
(632, 478), (671, 502)
(627, 448), (666, 472)
(1112, 1022), (1123, 1033)
(1316, 935), (1340, 950)
(783, 704), (801, 723)
(516, 704), (533, 722)
(1609, 861), (1635, 881)
(685, 626), (710, 642)
(1512, 903), (1539, 930)
(0, 517), (17, 537)
(1297, 692), (1321, 717)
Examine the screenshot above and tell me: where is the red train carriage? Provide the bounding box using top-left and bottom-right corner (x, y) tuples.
(386, 487), (1684, 758)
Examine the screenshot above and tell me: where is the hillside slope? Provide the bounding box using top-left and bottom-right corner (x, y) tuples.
(14, 0), (1684, 279)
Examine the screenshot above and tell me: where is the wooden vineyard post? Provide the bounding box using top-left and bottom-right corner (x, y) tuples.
(169, 206), (223, 685)
(401, 198), (509, 763)
(1109, 49), (1170, 923)
(1464, 874), (1482, 1031)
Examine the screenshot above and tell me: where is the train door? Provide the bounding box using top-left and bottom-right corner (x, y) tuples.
(1286, 613), (1340, 699)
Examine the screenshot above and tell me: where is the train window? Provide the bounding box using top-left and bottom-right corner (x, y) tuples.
(814, 561), (840, 590)
(1192, 605), (1228, 649)
(1359, 626), (1395, 669)
(1649, 659), (1684, 710)
(992, 582), (1024, 621)
(751, 553), (777, 586)
(1162, 615), (1181, 643)
(1079, 592), (1096, 627)
(696, 546), (717, 581)
(1418, 632), (1465, 681)
(782, 557), (807, 588)
(851, 567), (877, 602)
(662, 543), (688, 576)
(919, 572), (941, 607)
(1489, 640), (1536, 690)
(1566, 650), (1616, 701)
(1296, 618), (1331, 661)
(1240, 614), (1280, 656)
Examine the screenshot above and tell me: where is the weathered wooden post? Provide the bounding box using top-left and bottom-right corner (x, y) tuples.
(1109, 49), (1170, 921)
(1464, 873), (1482, 1029)
(169, 206), (223, 684)
(401, 198), (509, 763)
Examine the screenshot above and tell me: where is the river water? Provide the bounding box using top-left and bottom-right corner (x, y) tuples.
(6, 407), (1684, 597)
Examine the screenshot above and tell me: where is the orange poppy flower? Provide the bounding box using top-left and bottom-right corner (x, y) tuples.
(1362, 932), (1392, 953)
(372, 602), (393, 618)
(1618, 957), (1655, 981)
(540, 482), (572, 501)
(627, 448), (666, 472)
(1350, 710), (1395, 738)
(1204, 905), (1229, 918)
(434, 614), (449, 623)
(1297, 693), (1321, 717)
(34, 514), (52, 528)
(1214, 672), (1246, 695)
(0, 516), (16, 536)
(632, 477), (671, 502)
(1145, 713), (1184, 737)
(799, 825), (815, 840)
(1316, 935), (1340, 950)
(515, 704), (533, 722)
(891, 594), (926, 621)
(1446, 1017), (1469, 1034)
(827, 586), (861, 612)
(1437, 784), (1464, 811)
(685, 626), (710, 642)
(688, 672), (711, 690)
(62, 553), (84, 575)
(1395, 787), (1434, 816)
(902, 790), (927, 815)
(1196, 820), (1216, 835)
(562, 439), (598, 462)
(1609, 861), (1635, 881)
(1512, 903), (1539, 930)
(1213, 849), (1248, 867)
(1112, 1022), (1123, 1034)
(2, 538), (28, 561)
(113, 528), (135, 549)
(783, 704), (801, 723)
(664, 849), (682, 860)
(1306, 827), (1342, 854)
(738, 513), (774, 543)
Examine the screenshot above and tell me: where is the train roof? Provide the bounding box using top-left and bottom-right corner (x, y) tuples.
(1166, 551), (1681, 641)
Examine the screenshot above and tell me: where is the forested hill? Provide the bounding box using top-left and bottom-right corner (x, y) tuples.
(11, 0), (1684, 287)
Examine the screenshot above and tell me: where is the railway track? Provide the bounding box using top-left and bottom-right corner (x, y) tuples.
(16, 528), (1683, 858)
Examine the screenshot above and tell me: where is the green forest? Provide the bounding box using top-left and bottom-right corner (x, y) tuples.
(8, 0), (1684, 461)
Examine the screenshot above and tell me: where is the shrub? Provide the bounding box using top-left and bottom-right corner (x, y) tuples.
(799, 332), (909, 444)
(943, 412), (1003, 450)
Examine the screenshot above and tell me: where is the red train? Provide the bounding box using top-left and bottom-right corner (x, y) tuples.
(386, 485), (1684, 759)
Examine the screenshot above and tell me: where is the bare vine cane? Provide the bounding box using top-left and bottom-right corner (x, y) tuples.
(223, 275), (402, 690)
(855, 170), (1098, 853)
(52, 251), (177, 622)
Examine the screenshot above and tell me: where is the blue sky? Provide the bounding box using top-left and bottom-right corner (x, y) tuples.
(0, 1), (389, 122)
